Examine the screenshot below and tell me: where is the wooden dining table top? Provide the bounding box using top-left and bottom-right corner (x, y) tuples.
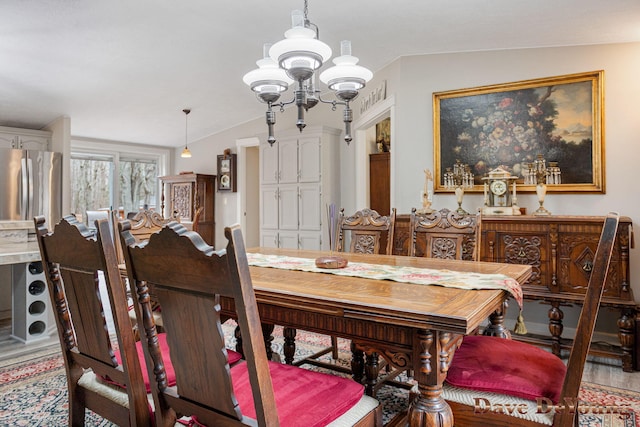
(245, 247), (532, 335)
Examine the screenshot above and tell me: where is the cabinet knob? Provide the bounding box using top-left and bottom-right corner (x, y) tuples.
(582, 260), (593, 273)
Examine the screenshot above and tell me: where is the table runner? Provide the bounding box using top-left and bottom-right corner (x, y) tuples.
(247, 253), (523, 308)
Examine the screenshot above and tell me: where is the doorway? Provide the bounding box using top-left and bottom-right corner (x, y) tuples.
(236, 138), (260, 247)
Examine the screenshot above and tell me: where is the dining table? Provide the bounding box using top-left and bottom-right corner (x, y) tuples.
(218, 247), (532, 427)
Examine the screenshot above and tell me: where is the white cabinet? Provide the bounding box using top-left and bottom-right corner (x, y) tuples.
(259, 126), (341, 251)
(0, 126), (51, 151)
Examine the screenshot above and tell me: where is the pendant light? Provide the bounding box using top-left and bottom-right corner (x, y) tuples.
(180, 108), (192, 158)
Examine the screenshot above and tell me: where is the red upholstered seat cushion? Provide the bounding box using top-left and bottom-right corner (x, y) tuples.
(112, 333), (242, 393)
(231, 360), (365, 427)
(446, 335), (567, 403)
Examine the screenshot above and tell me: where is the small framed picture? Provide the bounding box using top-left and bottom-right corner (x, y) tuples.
(217, 153), (237, 192)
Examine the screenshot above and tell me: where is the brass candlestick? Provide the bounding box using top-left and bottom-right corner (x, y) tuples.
(444, 160), (474, 214)
(527, 154), (553, 216)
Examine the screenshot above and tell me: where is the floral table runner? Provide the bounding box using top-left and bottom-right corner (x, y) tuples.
(247, 253), (523, 308)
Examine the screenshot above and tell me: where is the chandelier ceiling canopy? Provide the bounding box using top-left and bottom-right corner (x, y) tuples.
(243, 0), (373, 145)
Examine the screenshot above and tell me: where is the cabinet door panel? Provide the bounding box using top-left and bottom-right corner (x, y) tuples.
(170, 183), (194, 221)
(260, 143), (279, 185)
(298, 137), (321, 183)
(260, 186), (279, 229)
(278, 231), (299, 249)
(299, 231), (321, 250)
(491, 232), (549, 288)
(0, 134), (15, 149)
(278, 185), (299, 230)
(0, 130), (50, 150)
(558, 230), (622, 297)
(17, 135), (50, 151)
(260, 231), (279, 248)
(278, 139), (299, 184)
(299, 184), (321, 231)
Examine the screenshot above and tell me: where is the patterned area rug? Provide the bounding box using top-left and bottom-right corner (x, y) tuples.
(0, 323), (637, 426)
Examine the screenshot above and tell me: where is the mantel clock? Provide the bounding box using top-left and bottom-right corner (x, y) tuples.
(482, 167), (521, 215)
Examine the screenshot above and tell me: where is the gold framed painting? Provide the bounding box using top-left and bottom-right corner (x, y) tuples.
(433, 70), (604, 193)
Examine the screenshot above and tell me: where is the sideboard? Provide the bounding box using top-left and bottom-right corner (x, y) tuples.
(393, 214), (636, 371)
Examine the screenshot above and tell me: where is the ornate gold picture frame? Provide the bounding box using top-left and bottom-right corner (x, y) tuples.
(434, 70), (604, 193)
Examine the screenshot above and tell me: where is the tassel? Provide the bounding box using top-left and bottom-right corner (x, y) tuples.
(513, 309), (528, 335)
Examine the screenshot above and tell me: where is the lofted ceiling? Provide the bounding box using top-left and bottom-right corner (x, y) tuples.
(1, 0), (640, 148)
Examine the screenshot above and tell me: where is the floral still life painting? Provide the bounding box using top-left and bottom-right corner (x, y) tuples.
(434, 71), (604, 193)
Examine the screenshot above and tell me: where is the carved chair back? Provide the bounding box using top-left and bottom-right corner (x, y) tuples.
(119, 222), (381, 426)
(336, 208), (396, 255)
(34, 215), (151, 426)
(113, 209), (179, 268)
(409, 207), (478, 261)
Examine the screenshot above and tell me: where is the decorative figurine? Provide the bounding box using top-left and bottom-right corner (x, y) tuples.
(417, 168), (434, 214)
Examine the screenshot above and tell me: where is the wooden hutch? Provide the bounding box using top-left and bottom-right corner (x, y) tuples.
(159, 173), (216, 247)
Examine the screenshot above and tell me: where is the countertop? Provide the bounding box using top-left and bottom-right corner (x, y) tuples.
(0, 242), (41, 265)
(0, 220), (39, 265)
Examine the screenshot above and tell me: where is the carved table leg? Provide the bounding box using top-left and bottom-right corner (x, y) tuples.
(407, 329), (454, 427)
(618, 308), (636, 372)
(283, 327), (296, 365)
(262, 323), (275, 361)
(234, 325), (243, 357)
(235, 323), (276, 361)
(548, 302), (564, 356)
(482, 300), (511, 339)
(351, 341), (365, 385)
(364, 352), (380, 397)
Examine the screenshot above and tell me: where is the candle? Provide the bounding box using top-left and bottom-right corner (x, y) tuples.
(484, 183), (488, 205)
(423, 170), (428, 195)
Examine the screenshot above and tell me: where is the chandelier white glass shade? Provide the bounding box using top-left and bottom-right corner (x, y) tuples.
(243, 3), (372, 146)
(180, 108), (192, 158)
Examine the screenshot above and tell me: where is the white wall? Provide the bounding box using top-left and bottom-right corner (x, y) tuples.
(177, 42), (640, 302)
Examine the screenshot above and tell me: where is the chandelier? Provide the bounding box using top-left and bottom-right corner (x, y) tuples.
(242, 0), (373, 145)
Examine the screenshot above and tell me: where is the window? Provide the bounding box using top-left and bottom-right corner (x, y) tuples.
(70, 139), (170, 222)
(70, 152), (114, 218)
(119, 156), (158, 213)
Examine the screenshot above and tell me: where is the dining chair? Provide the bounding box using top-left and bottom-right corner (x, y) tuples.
(34, 215), (153, 426)
(85, 209), (110, 232)
(409, 207), (479, 261)
(442, 212), (621, 426)
(289, 208), (400, 394)
(114, 208), (180, 335)
(336, 207), (397, 256)
(119, 220), (383, 427)
(284, 207), (397, 373)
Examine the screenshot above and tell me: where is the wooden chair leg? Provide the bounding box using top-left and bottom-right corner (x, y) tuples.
(331, 335), (339, 359)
